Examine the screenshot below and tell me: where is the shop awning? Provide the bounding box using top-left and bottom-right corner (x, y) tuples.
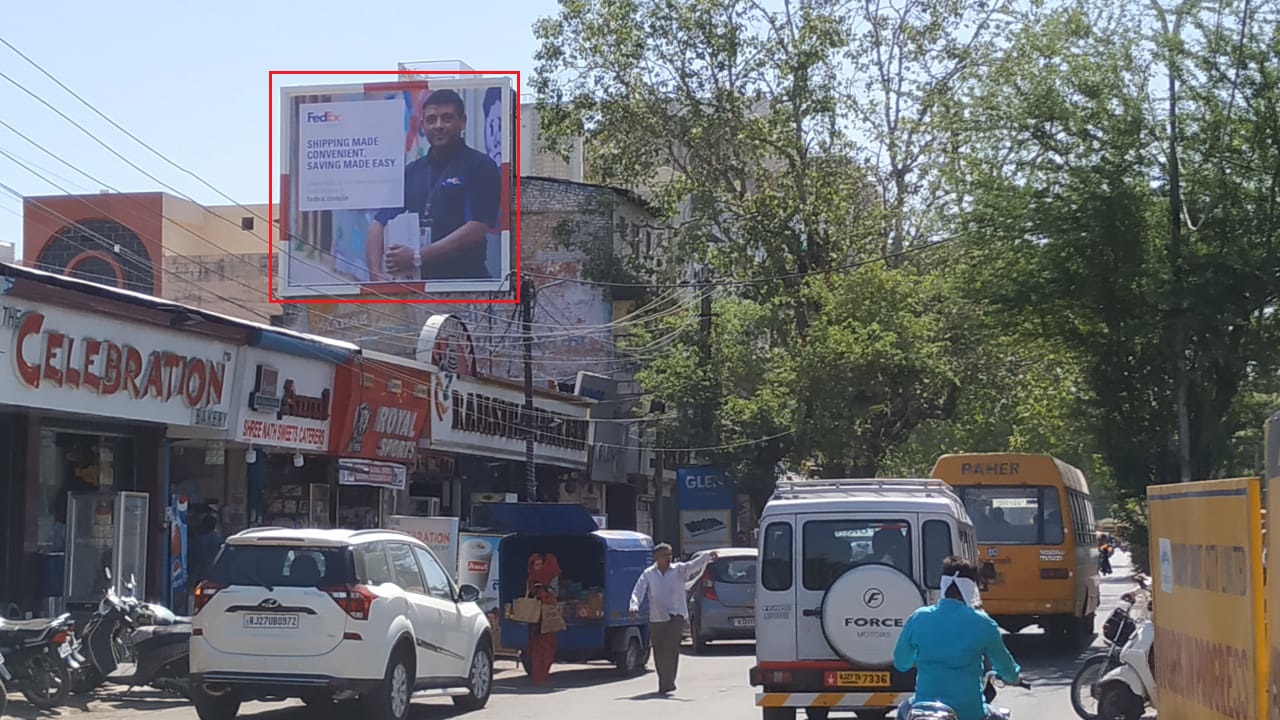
(470, 502), (600, 535)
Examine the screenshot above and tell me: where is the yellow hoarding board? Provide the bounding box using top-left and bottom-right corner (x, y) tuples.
(1148, 477), (1266, 720)
(1268, 413), (1280, 720)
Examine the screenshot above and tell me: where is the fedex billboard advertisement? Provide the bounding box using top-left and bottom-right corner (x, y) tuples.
(278, 75), (514, 297)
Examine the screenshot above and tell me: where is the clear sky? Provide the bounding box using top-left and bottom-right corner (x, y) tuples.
(0, 0), (558, 257)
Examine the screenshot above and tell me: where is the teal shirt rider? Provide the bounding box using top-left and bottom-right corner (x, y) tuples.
(893, 594), (1022, 720)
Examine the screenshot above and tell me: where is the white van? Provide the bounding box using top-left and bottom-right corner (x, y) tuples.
(748, 477), (978, 720)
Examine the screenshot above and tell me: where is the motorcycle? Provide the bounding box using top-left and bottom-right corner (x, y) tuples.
(1071, 576), (1152, 720)
(897, 671), (1031, 719)
(73, 568), (192, 698)
(0, 612), (83, 709)
(0, 651), (12, 717)
(1093, 594), (1156, 720)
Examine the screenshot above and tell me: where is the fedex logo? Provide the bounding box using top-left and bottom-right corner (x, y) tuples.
(306, 111), (341, 123)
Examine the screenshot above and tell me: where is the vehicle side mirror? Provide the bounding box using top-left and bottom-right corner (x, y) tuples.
(457, 584), (481, 604)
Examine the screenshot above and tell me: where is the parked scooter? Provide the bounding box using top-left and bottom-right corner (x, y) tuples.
(0, 651), (12, 717)
(1093, 579), (1156, 720)
(73, 568), (192, 698)
(1071, 576), (1152, 720)
(0, 611), (83, 708)
(897, 671), (1031, 719)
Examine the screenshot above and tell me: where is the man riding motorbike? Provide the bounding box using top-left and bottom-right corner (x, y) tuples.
(893, 556), (1023, 720)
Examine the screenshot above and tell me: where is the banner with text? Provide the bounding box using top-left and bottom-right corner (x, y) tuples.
(1148, 477), (1267, 720)
(230, 347), (335, 451)
(386, 515), (460, 578)
(676, 466), (736, 554)
(330, 356), (431, 464)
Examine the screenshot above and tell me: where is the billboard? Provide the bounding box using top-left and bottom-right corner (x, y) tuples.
(1147, 478), (1267, 720)
(676, 466), (736, 554)
(278, 75), (514, 297)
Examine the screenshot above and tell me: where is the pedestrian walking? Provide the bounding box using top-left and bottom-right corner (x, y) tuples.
(629, 543), (717, 695)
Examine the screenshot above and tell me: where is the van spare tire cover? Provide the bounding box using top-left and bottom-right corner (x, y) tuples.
(820, 563), (926, 666)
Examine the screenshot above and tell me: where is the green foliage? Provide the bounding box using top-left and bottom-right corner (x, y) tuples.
(533, 0), (1280, 504)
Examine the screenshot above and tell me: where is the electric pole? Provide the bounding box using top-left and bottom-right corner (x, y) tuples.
(521, 276), (538, 502)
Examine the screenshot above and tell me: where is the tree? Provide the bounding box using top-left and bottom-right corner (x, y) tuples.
(943, 0), (1280, 503)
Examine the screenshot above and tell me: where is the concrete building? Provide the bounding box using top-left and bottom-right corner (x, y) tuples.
(0, 242), (13, 263)
(21, 192), (281, 324)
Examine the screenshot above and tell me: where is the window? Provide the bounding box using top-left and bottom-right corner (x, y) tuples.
(922, 520), (954, 589)
(710, 558), (757, 584)
(355, 542), (395, 586)
(387, 543), (428, 595)
(958, 486), (1065, 545)
(803, 519), (912, 591)
(207, 545), (352, 588)
(761, 523), (793, 592)
(413, 546), (454, 601)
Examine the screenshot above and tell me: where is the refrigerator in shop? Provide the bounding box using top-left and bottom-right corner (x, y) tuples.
(264, 482), (331, 529)
(63, 491), (149, 611)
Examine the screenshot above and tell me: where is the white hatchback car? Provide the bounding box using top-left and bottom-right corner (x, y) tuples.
(190, 527), (493, 720)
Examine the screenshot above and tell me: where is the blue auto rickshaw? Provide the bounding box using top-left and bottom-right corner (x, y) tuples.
(468, 502), (653, 676)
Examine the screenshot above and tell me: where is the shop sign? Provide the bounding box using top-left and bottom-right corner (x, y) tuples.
(333, 359), (431, 463)
(230, 347), (334, 451)
(0, 303), (236, 429)
(339, 458), (407, 491)
(428, 373), (592, 468)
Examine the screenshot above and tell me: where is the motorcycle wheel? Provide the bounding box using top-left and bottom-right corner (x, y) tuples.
(1071, 653), (1120, 720)
(1096, 682), (1145, 720)
(0, 677), (8, 717)
(21, 652), (72, 709)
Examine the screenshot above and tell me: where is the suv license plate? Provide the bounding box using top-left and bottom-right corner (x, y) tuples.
(243, 613), (300, 629)
(731, 617), (755, 627)
(826, 671), (890, 687)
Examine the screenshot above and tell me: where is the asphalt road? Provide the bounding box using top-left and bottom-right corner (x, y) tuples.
(6, 553), (1148, 720)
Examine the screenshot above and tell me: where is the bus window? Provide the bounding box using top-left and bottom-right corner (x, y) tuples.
(960, 487), (1065, 545)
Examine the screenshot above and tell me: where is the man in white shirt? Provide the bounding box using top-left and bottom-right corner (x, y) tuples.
(629, 543), (718, 694)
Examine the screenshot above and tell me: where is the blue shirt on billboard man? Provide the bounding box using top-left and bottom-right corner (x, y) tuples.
(366, 89), (501, 281)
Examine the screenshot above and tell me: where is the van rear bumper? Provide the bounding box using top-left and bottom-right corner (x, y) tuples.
(756, 691), (911, 709)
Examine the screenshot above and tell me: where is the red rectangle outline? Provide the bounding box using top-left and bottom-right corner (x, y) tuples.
(268, 70), (522, 306)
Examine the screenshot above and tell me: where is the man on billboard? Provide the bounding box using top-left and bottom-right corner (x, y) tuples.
(365, 89), (501, 282)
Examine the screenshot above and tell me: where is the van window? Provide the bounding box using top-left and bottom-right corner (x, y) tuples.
(922, 520), (953, 589)
(803, 520), (912, 590)
(761, 523), (793, 591)
(959, 487), (1065, 545)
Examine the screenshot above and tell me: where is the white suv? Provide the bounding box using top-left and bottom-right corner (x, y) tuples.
(749, 477), (979, 720)
(190, 527), (493, 720)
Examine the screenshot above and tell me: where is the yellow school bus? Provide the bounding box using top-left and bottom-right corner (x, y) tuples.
(930, 453), (1101, 648)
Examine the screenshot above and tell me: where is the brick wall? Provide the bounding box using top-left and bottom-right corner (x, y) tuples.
(298, 177), (663, 387)
(163, 252), (280, 324)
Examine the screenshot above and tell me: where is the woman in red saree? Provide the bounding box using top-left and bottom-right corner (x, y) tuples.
(525, 553), (562, 685)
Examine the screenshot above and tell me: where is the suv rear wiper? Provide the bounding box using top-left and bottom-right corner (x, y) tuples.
(244, 568), (275, 592)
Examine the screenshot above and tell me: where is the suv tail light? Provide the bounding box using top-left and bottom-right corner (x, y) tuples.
(193, 581), (226, 613)
(325, 584), (376, 620)
(700, 573), (718, 601)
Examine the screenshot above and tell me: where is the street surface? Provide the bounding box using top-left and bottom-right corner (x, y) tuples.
(5, 553), (1150, 720)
